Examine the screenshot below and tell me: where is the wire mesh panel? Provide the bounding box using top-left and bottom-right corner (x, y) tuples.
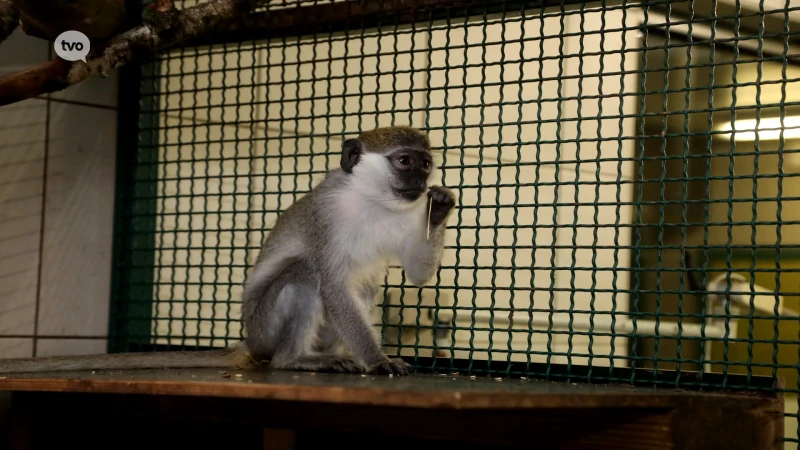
(111, 0), (799, 446)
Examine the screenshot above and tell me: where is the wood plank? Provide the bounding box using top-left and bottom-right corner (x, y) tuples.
(6, 389), (675, 449)
(0, 368), (776, 410)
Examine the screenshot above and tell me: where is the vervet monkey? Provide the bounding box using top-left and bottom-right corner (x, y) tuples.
(0, 126), (455, 376)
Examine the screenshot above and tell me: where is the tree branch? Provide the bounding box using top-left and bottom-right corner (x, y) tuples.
(0, 0), (260, 106)
(16, 0), (126, 41)
(0, 0), (19, 45)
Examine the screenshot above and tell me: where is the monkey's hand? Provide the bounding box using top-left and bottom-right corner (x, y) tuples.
(427, 186), (455, 226)
(366, 357), (413, 376)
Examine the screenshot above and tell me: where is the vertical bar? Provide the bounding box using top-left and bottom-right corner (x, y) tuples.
(630, 0), (651, 384)
(545, 0), (567, 380)
(108, 0), (139, 350)
(509, 2), (527, 376)
(490, 2), (509, 373)
(653, 3), (672, 380)
(110, 0), (161, 350)
(108, 0), (155, 352)
(475, 6), (489, 371)
(568, 0), (587, 379)
(408, 12), (423, 366)
(529, 0), (547, 376)
(391, 16), (408, 357)
(184, 44), (200, 349)
(676, 0), (694, 382)
(722, 0), (743, 389)
(461, 8), (476, 374)
(376, 15), (391, 353)
(699, 0), (718, 383)
(775, 0), (790, 425)
(212, 41), (229, 349)
(446, 6), (466, 373)
(228, 38), (246, 347)
(589, 0), (606, 379)
(194, 43), (214, 349)
(610, 0), (628, 378)
(160, 39), (178, 350)
(421, 9), (444, 368)
(243, 32), (259, 344)
(745, 0), (767, 389)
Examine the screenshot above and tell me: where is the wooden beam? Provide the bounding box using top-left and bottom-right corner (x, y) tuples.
(0, 368), (785, 449)
(185, 0), (590, 47)
(0, 0), (261, 106)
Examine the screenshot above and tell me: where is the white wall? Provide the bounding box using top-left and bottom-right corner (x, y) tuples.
(0, 28), (118, 358)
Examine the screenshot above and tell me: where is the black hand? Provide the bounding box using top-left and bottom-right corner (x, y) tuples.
(427, 186), (455, 226)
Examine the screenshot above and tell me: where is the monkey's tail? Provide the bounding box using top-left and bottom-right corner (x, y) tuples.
(0, 344), (252, 375)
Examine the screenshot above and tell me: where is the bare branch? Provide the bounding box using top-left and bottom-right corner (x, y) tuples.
(0, 0), (19, 44)
(16, 0), (126, 40)
(0, 0), (260, 106)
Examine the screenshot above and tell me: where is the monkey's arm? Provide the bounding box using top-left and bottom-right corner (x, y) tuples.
(400, 221), (447, 286)
(400, 186), (455, 287)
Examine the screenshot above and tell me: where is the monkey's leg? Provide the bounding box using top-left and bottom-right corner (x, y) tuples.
(357, 278), (413, 373)
(318, 273), (410, 375)
(246, 259), (363, 374)
(268, 313), (363, 374)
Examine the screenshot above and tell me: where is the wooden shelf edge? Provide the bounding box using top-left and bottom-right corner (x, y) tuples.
(0, 368), (781, 412)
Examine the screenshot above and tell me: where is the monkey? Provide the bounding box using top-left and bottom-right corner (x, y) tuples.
(0, 125), (456, 376)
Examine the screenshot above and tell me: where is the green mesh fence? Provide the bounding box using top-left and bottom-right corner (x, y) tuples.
(111, 0), (799, 445)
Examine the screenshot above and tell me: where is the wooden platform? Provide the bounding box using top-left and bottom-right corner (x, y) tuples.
(0, 367), (784, 450)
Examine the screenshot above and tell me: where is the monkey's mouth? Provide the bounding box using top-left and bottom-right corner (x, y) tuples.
(395, 188), (425, 201)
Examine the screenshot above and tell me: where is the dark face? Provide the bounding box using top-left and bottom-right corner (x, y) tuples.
(386, 147), (433, 201)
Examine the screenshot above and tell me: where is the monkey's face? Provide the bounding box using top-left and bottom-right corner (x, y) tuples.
(385, 148), (434, 202)
(342, 127), (436, 209)
(349, 148), (435, 209)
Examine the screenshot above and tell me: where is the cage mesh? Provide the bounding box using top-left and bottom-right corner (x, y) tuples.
(111, 0), (800, 445)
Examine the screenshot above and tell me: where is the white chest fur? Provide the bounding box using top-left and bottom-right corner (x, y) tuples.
(332, 189), (426, 269)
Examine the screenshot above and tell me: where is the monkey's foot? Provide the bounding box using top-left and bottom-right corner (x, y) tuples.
(366, 358), (412, 376)
(268, 356), (364, 374)
(321, 358), (364, 373)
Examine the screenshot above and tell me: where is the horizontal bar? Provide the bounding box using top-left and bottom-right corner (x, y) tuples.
(185, 0), (589, 48)
(436, 309), (731, 338)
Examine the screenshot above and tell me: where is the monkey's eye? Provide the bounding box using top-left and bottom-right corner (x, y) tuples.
(398, 155), (411, 166)
(421, 159), (431, 169)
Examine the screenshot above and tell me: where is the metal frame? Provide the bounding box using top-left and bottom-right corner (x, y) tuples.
(107, 0), (793, 386)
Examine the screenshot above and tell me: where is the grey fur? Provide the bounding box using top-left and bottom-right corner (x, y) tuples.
(0, 126), (455, 376)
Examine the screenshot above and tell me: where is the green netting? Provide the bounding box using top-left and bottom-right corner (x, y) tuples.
(110, 0), (799, 445)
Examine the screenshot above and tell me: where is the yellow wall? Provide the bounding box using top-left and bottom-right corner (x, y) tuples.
(708, 257), (800, 391)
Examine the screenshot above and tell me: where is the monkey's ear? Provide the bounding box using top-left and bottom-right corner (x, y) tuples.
(341, 139), (363, 173)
